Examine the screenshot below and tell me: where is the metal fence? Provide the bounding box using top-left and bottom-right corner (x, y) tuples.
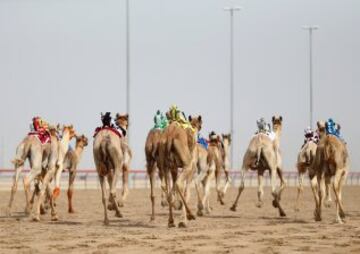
(1, 169), (360, 190)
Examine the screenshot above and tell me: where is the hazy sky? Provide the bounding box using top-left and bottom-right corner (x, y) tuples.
(0, 0), (359, 171)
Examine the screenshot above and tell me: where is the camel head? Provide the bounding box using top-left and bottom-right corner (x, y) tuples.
(62, 125), (76, 140)
(75, 134), (88, 148)
(222, 133), (232, 145)
(115, 113), (129, 130)
(272, 115), (283, 132)
(317, 120), (326, 138)
(48, 125), (59, 137)
(188, 115), (202, 131)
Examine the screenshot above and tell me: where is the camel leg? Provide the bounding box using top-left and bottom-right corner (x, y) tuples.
(271, 165), (286, 217)
(316, 172), (326, 222)
(23, 163), (42, 215)
(108, 171), (123, 218)
(309, 173), (320, 221)
(175, 164), (196, 228)
(295, 172), (305, 212)
(120, 164), (129, 207)
(222, 169), (231, 198)
(256, 171), (264, 208)
(165, 170), (175, 228)
(215, 167), (225, 205)
(338, 171), (347, 219)
(324, 177), (332, 208)
(7, 163), (23, 216)
(171, 169), (182, 210)
(148, 163), (156, 221)
(333, 170), (346, 223)
(53, 162), (64, 199)
(99, 175), (109, 225)
(230, 167), (246, 212)
(202, 166), (215, 214)
(67, 170), (76, 213)
(276, 167), (287, 201)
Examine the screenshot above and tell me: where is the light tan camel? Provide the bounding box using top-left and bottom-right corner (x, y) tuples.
(63, 134), (88, 213)
(196, 133), (232, 216)
(6, 125), (59, 216)
(114, 114), (132, 206)
(230, 116), (286, 217)
(311, 121), (349, 223)
(93, 115), (128, 225)
(295, 140), (332, 211)
(32, 125), (76, 221)
(158, 115), (202, 228)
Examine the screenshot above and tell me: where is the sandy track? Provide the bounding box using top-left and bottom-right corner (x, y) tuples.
(1, 186), (360, 254)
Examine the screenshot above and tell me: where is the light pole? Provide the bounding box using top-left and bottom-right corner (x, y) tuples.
(302, 25), (319, 128)
(224, 6), (241, 169)
(126, 0), (130, 141)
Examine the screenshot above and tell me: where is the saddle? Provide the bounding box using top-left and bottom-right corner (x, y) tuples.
(197, 136), (208, 150)
(93, 126), (123, 139)
(28, 131), (51, 145)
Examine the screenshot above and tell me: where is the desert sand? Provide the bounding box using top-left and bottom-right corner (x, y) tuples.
(1, 186), (360, 254)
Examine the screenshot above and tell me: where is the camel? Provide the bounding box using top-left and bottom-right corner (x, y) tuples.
(93, 114), (129, 225)
(7, 124), (60, 216)
(158, 115), (202, 228)
(62, 134), (88, 213)
(196, 133), (232, 216)
(114, 114), (132, 206)
(311, 121), (349, 223)
(145, 127), (169, 221)
(295, 140), (332, 211)
(230, 116), (287, 217)
(32, 125), (76, 221)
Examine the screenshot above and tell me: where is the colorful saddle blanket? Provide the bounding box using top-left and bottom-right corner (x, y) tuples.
(28, 131), (51, 144)
(93, 126), (123, 138)
(197, 137), (208, 150)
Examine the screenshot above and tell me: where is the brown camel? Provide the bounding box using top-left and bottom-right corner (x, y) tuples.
(230, 116), (286, 217)
(63, 134), (88, 213)
(7, 124), (61, 216)
(295, 140), (332, 211)
(158, 115), (202, 228)
(32, 125), (76, 221)
(311, 121), (349, 223)
(145, 128), (168, 221)
(93, 114), (128, 225)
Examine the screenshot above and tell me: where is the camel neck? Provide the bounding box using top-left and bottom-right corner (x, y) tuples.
(60, 131), (71, 152)
(222, 140), (230, 170)
(74, 145), (85, 160)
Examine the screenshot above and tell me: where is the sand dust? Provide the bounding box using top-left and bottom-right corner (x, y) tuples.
(1, 186), (360, 254)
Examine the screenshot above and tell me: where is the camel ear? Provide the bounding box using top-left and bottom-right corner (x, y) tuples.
(198, 115), (202, 121)
(188, 115), (192, 121)
(272, 116), (275, 122)
(317, 121), (321, 129)
(279, 116), (283, 122)
(125, 114), (129, 120)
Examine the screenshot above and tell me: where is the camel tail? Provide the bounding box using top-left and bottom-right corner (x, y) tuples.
(256, 147), (262, 166)
(304, 149), (311, 165)
(100, 136), (111, 162)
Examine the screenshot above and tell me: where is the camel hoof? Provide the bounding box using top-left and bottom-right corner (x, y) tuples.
(68, 208), (75, 214)
(325, 201), (332, 208)
(107, 203), (115, 211)
(314, 210), (322, 222)
(256, 202), (263, 208)
(339, 211), (346, 219)
(118, 201), (124, 207)
(150, 216), (155, 222)
(174, 200), (182, 210)
(168, 221), (176, 228)
(178, 222), (187, 228)
(161, 200), (168, 207)
(51, 215), (59, 221)
(5, 208), (11, 217)
(115, 211), (123, 218)
(336, 218), (344, 224)
(187, 213), (196, 221)
(197, 210), (204, 217)
(230, 206), (237, 212)
(32, 215), (40, 222)
(52, 187), (60, 199)
(197, 203), (204, 211)
(272, 200), (279, 208)
(279, 210), (287, 217)
(104, 219), (110, 226)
